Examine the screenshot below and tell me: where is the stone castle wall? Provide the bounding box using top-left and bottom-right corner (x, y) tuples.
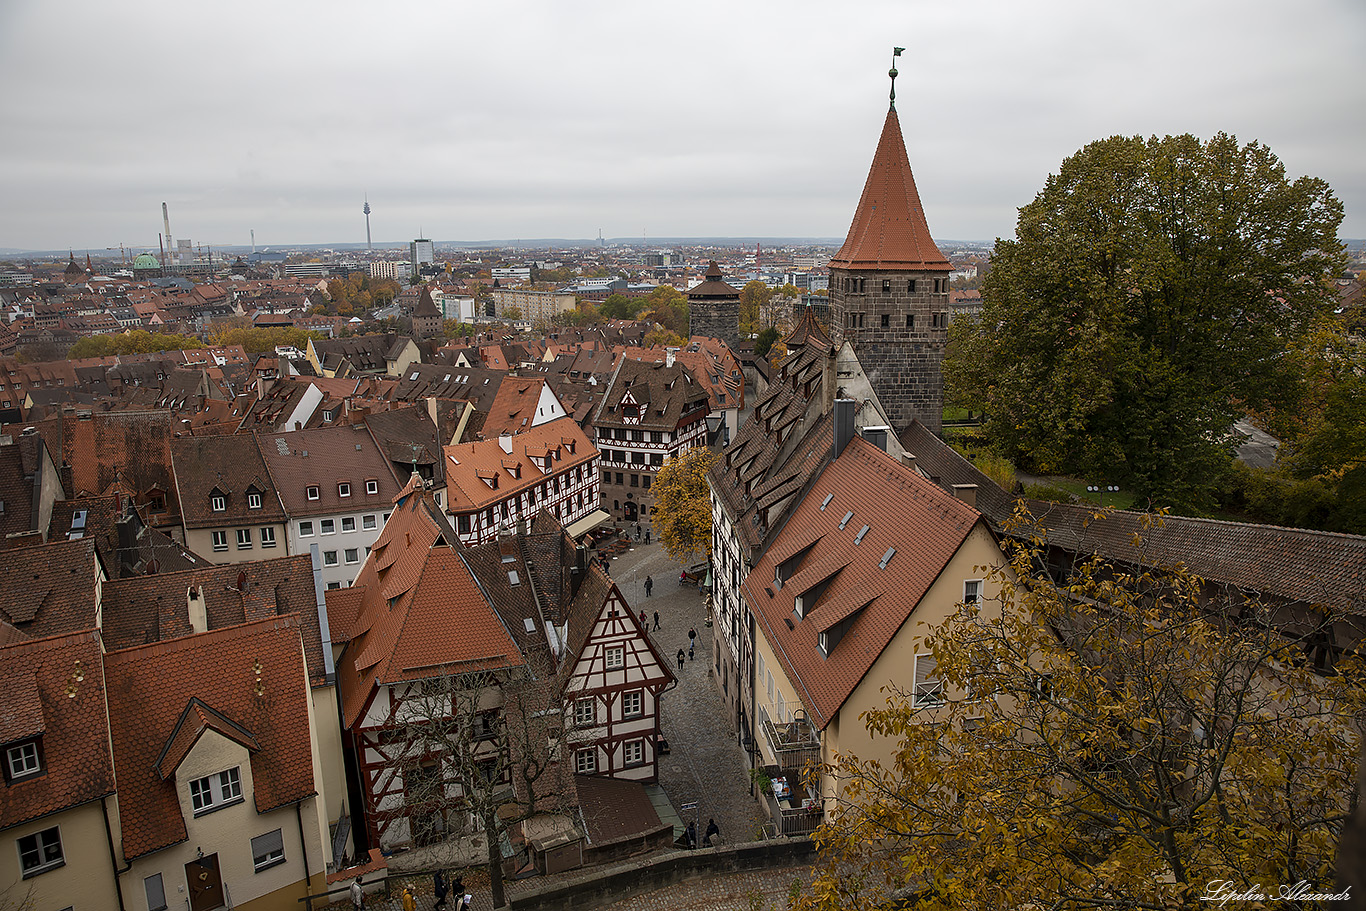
(689, 298), (739, 353)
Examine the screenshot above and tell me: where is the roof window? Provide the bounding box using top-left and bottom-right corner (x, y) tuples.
(853, 525), (870, 545)
(879, 547), (896, 570)
(838, 511), (853, 530)
(820, 494), (833, 511)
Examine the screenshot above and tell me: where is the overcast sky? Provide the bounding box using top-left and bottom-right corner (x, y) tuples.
(2, 0), (1363, 254)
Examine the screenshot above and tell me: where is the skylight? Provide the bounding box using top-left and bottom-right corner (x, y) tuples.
(838, 511), (853, 530)
(879, 547), (896, 569)
(820, 494), (833, 511)
(854, 525), (870, 545)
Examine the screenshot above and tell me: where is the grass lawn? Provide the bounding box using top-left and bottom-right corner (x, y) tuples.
(1027, 476), (1139, 511)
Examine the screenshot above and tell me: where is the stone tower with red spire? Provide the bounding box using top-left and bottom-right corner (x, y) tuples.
(828, 53), (952, 434)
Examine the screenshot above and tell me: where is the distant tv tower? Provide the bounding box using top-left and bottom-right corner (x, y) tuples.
(363, 194), (372, 252)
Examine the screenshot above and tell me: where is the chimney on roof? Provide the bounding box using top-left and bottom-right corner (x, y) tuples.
(833, 398), (855, 460)
(187, 585), (207, 634)
(951, 484), (979, 509)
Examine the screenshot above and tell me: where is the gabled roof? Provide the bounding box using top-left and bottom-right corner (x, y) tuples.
(744, 436), (980, 729)
(0, 630), (114, 828)
(260, 424), (402, 517)
(830, 107), (950, 273)
(99, 553), (329, 684)
(155, 697), (261, 780)
(171, 433), (287, 528)
(0, 537), (100, 637)
(593, 358), (707, 431)
(443, 417), (597, 514)
(104, 615), (317, 860)
(335, 484), (524, 728)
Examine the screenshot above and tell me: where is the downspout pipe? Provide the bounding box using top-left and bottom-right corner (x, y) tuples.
(102, 794), (131, 911)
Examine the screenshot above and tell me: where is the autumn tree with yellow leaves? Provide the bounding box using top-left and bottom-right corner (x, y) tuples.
(799, 510), (1364, 911)
(650, 446), (719, 564)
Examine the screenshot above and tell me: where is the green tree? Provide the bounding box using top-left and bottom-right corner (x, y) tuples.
(650, 447), (719, 563)
(640, 285), (689, 336)
(753, 325), (781, 359)
(210, 326), (321, 354)
(800, 510), (1364, 911)
(945, 134), (1345, 509)
(599, 293), (644, 321)
(739, 280), (771, 337)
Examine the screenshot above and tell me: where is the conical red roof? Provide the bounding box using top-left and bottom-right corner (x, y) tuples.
(830, 108), (949, 272)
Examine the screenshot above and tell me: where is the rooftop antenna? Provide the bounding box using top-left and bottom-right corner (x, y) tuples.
(889, 46), (904, 111)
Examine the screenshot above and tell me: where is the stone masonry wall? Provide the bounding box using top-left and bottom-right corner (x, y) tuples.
(829, 267), (948, 434)
(689, 298), (739, 353)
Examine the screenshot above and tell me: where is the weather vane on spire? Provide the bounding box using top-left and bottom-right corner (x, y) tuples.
(889, 47), (904, 110)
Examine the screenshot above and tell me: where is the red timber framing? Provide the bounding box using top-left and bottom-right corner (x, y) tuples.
(350, 677), (504, 849)
(564, 584), (672, 781)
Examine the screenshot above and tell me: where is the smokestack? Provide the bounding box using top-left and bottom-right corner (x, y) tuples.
(251, 229), (255, 256)
(833, 398), (855, 460)
(162, 203), (174, 266)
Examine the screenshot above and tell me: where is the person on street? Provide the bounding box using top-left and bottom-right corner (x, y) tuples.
(685, 820), (697, 849)
(645, 575), (653, 597)
(704, 817), (720, 846)
(350, 877), (364, 910)
(653, 610), (660, 630)
(689, 627), (697, 648)
(640, 609), (647, 628)
(676, 648), (685, 670)
(688, 641), (694, 661)
(401, 886), (416, 911)
(434, 871), (449, 908)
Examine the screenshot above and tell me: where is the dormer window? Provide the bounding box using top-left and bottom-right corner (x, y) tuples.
(246, 490), (262, 510)
(338, 482), (351, 498)
(306, 486), (320, 501)
(190, 766), (243, 815)
(210, 492), (226, 512)
(5, 740), (41, 781)
(366, 479), (379, 495)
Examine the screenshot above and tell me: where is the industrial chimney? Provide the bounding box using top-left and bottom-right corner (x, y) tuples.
(162, 203), (174, 266)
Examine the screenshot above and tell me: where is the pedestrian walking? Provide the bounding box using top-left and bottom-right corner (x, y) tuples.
(639, 609), (647, 628)
(685, 820), (697, 849)
(704, 817), (720, 846)
(350, 877), (364, 911)
(644, 575), (653, 597)
(451, 877), (464, 909)
(434, 871), (449, 908)
(635, 522), (641, 540)
(401, 886), (416, 911)
(653, 610), (660, 630)
(676, 648), (685, 670)
(688, 641), (695, 661)
(645, 529), (651, 544)
(688, 626), (697, 647)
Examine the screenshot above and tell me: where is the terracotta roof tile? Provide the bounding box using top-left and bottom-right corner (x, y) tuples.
(0, 630), (114, 828)
(830, 108), (950, 273)
(443, 417), (597, 514)
(574, 774), (664, 844)
(260, 425), (402, 516)
(743, 437), (980, 729)
(0, 537), (100, 637)
(104, 616), (316, 860)
(171, 433), (287, 528)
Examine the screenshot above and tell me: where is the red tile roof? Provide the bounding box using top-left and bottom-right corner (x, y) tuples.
(743, 436), (980, 729)
(0, 538), (101, 638)
(0, 630), (115, 828)
(260, 424), (402, 517)
(830, 108), (950, 273)
(103, 615), (317, 860)
(443, 417), (597, 514)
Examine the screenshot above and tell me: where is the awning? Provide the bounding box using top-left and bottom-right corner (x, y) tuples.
(566, 509), (612, 538)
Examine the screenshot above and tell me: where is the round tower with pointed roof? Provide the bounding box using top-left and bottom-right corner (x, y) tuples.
(828, 60), (951, 433)
(687, 260), (740, 352)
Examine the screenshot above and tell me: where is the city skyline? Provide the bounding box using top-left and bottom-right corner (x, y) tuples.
(1, 0), (1363, 252)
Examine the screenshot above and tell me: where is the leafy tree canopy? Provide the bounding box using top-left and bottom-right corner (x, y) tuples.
(946, 133), (1345, 509)
(801, 509), (1363, 911)
(209, 325), (322, 354)
(640, 285), (689, 336)
(650, 447), (719, 563)
(739, 280), (771, 336)
(599, 293), (645, 321)
(68, 330), (206, 359)
(753, 325), (781, 359)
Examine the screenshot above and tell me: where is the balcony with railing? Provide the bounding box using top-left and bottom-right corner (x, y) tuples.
(759, 704), (821, 775)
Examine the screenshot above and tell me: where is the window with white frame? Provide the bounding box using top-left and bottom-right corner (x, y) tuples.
(144, 873), (167, 911)
(210, 494), (226, 512)
(236, 528), (252, 549)
(251, 828), (285, 872)
(320, 519), (335, 534)
(211, 530), (228, 551)
(338, 482), (351, 498)
(604, 646), (624, 669)
(622, 690), (643, 718)
(6, 741), (40, 780)
(299, 521), (314, 536)
(189, 767), (242, 815)
(574, 748), (596, 774)
(574, 697), (595, 726)
(366, 479), (379, 495)
(17, 826), (63, 877)
(964, 579), (982, 605)
(260, 527), (276, 548)
(624, 739), (644, 766)
(344, 548), (359, 564)
(306, 485), (319, 501)
(362, 515), (377, 530)
(323, 551), (338, 566)
(247, 491), (262, 510)
(913, 654), (944, 708)
(341, 517), (356, 532)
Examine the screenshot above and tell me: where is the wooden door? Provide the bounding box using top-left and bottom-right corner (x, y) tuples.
(186, 853), (225, 911)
